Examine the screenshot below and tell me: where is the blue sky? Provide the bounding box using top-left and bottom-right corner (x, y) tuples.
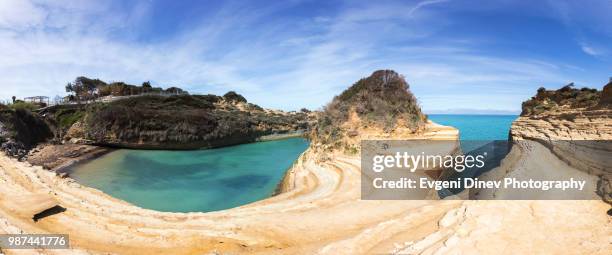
(0, 0), (610, 113)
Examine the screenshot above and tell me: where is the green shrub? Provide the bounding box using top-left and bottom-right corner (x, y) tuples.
(223, 91), (247, 103)
(56, 109), (85, 129)
(9, 102), (38, 111)
(314, 70), (426, 145)
(521, 83), (602, 116)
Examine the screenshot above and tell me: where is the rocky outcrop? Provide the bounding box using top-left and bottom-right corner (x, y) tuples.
(0, 140), (28, 159)
(501, 81), (612, 203)
(27, 143), (110, 170)
(1, 72), (610, 254)
(510, 109), (612, 176)
(0, 106), (53, 159)
(512, 81), (612, 176)
(68, 94), (312, 149)
(0, 70), (463, 255)
(311, 70), (427, 153)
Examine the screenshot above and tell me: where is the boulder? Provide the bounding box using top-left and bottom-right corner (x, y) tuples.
(1, 139), (28, 159)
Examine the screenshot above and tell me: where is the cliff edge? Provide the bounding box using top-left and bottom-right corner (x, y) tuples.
(45, 93), (313, 150)
(512, 81), (612, 176)
(476, 81), (612, 202)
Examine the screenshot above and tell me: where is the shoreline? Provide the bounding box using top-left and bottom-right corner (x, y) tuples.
(28, 130), (309, 175)
(54, 147), (114, 174)
(0, 121), (610, 254)
(26, 144), (113, 173)
(0, 122), (464, 254)
(256, 130), (306, 142)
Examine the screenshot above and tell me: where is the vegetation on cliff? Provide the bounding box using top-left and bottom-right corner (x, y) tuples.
(73, 94), (310, 149)
(521, 80), (612, 116)
(312, 70), (426, 151)
(64, 76), (188, 103)
(0, 105), (53, 157)
(4, 73), (313, 152)
(223, 91), (247, 103)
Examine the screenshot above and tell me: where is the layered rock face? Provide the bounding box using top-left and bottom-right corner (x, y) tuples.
(0, 70), (463, 255)
(506, 82), (612, 203)
(1, 71), (611, 254)
(511, 110), (612, 176)
(54, 94), (312, 150)
(512, 82), (612, 176)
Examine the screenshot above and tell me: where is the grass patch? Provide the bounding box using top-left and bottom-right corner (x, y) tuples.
(56, 109), (86, 129)
(8, 102), (39, 111)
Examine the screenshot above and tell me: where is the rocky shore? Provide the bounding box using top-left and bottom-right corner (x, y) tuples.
(0, 72), (610, 254)
(1, 91), (313, 162)
(0, 90), (315, 174)
(0, 119), (464, 255)
(26, 144), (112, 172)
(390, 81), (612, 254)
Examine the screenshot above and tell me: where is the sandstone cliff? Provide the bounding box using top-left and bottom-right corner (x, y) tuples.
(2, 72), (610, 254)
(512, 81), (612, 176)
(477, 81), (612, 202)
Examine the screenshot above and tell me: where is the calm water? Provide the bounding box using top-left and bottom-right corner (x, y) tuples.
(428, 114), (518, 197)
(70, 138), (309, 213)
(70, 115), (516, 212)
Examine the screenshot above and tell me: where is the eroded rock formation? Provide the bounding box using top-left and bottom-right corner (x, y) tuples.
(43, 93), (313, 150)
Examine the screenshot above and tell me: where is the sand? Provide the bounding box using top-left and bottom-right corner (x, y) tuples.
(0, 122), (610, 255)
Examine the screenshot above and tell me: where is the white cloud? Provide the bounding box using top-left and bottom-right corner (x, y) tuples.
(0, 0), (605, 112)
(407, 0), (448, 16)
(0, 0), (46, 29)
(581, 45), (599, 56)
(579, 42), (608, 57)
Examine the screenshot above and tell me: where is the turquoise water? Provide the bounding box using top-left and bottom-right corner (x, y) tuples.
(70, 115), (516, 212)
(428, 114), (518, 140)
(428, 114), (518, 197)
(69, 138), (309, 213)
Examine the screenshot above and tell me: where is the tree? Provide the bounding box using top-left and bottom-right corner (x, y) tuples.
(11, 96), (16, 104)
(142, 81), (152, 93)
(65, 83), (73, 97)
(75, 76), (101, 101)
(66, 82), (82, 104)
(223, 91), (247, 103)
(559, 82), (574, 92)
(537, 87), (546, 94)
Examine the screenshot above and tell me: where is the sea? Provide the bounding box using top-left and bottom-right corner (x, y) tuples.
(69, 114), (517, 212)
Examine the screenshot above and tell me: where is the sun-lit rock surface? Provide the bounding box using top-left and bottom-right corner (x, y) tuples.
(1, 74), (610, 254)
(0, 122), (463, 255)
